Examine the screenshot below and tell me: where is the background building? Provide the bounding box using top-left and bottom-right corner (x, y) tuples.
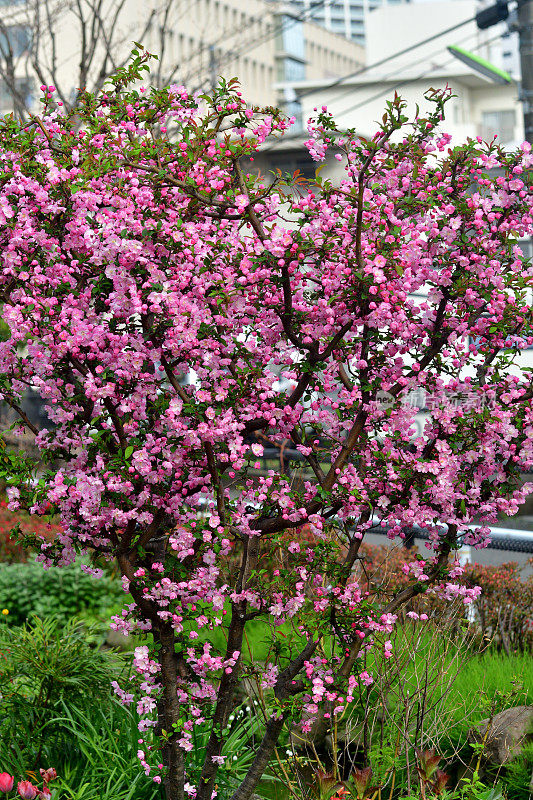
(284, 0), (411, 45)
(250, 0), (522, 190)
(278, 0), (523, 146)
(0, 0), (364, 118)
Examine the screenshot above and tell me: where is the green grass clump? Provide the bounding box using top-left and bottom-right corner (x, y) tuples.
(0, 616), (162, 800)
(445, 650), (532, 737)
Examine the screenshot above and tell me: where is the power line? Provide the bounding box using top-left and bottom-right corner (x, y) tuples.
(259, 29), (504, 152)
(318, 27), (488, 111)
(295, 13), (479, 100)
(328, 30), (504, 122)
(185, 0), (330, 89)
(183, 0), (330, 89)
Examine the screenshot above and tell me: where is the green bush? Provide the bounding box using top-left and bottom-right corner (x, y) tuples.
(0, 558), (123, 626)
(0, 616), (162, 800)
(0, 617), (120, 767)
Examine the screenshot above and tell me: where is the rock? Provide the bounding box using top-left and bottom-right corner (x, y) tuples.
(468, 706), (533, 765)
(105, 628), (132, 650)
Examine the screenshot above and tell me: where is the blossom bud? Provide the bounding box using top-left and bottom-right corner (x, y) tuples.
(17, 781), (38, 799)
(432, 771), (449, 796)
(0, 773), (14, 792)
(39, 769), (57, 784)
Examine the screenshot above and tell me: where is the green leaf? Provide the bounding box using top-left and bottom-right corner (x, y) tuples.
(124, 446), (134, 459)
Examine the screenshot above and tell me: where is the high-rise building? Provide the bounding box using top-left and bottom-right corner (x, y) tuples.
(285, 0), (411, 45)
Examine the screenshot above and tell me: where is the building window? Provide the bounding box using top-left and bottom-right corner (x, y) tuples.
(0, 25), (31, 58)
(480, 109), (516, 144)
(517, 238), (533, 261)
(0, 78), (32, 110)
(277, 57), (306, 82)
(285, 100), (303, 131)
(277, 15), (305, 60)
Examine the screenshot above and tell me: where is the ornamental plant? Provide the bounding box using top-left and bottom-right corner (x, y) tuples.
(463, 560), (533, 653)
(0, 498), (61, 563)
(0, 768), (56, 799)
(0, 618), (119, 773)
(0, 50), (532, 800)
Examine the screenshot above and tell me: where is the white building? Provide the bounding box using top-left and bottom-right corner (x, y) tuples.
(283, 0), (520, 82)
(278, 0), (523, 146)
(0, 0), (364, 117)
(282, 0), (411, 45)
(250, 0), (523, 186)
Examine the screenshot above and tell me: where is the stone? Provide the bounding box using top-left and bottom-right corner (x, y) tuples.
(469, 706), (533, 765)
(105, 628), (132, 650)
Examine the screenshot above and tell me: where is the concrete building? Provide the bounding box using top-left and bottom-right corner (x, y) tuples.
(284, 0), (411, 45)
(278, 0), (524, 146)
(249, 0), (523, 188)
(283, 0), (520, 80)
(0, 0), (364, 117)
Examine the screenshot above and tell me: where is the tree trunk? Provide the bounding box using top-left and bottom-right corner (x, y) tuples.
(159, 626), (186, 800)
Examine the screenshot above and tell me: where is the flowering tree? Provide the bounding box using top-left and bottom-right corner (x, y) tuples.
(0, 53), (532, 800)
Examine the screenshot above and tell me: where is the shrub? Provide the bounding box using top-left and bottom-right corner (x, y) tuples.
(0, 501), (61, 564)
(0, 558), (123, 627)
(463, 561), (533, 653)
(0, 616), (162, 800)
(0, 617), (123, 772)
(355, 543), (533, 652)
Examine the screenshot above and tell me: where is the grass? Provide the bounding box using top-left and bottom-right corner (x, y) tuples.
(44, 701), (164, 800)
(1, 613), (531, 800)
(0, 694), (164, 800)
(442, 649), (533, 752)
(449, 650), (533, 718)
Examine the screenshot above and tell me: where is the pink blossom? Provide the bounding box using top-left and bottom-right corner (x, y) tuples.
(0, 71), (531, 792)
(0, 774), (14, 793)
(17, 782), (38, 800)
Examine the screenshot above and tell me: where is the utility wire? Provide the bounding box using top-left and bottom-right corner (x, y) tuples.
(295, 14), (479, 99)
(319, 30), (506, 121)
(183, 0), (330, 89)
(259, 29), (504, 152)
(318, 26), (492, 111)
